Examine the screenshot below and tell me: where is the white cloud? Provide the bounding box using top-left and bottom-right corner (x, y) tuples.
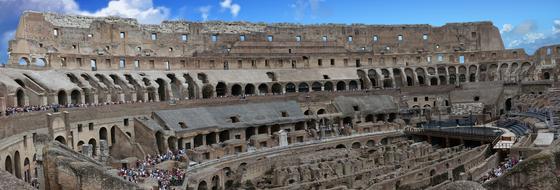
(220, 0), (241, 17)
(553, 20), (560, 34)
(199, 6), (212, 21)
(0, 30), (15, 63)
(77, 0), (170, 24)
(513, 20), (537, 35)
(292, 0), (329, 20)
(500, 24), (513, 34)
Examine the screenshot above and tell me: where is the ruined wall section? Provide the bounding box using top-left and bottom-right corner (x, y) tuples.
(8, 12), (506, 69)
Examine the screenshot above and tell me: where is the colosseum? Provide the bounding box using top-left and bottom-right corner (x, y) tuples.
(0, 11), (559, 190)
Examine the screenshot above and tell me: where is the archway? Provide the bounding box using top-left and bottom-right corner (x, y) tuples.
(271, 83), (282, 94)
(18, 57), (30, 66)
(311, 82), (322, 91)
(155, 131), (165, 154)
(285, 83), (296, 93)
(324, 81), (334, 91)
(57, 90), (67, 105)
(211, 175), (220, 190)
(70, 90), (81, 104)
(4, 155), (12, 174)
(14, 151), (21, 179)
(352, 142), (361, 149)
(505, 98), (512, 112)
(335, 144), (346, 149)
(99, 127), (107, 144)
(55, 136), (66, 145)
(110, 126), (116, 144)
(216, 82), (227, 97)
(349, 80), (358, 90)
(231, 84), (242, 96)
(336, 81), (346, 91)
(298, 83), (309, 92)
(23, 158), (30, 182)
(366, 140), (375, 147)
(88, 138), (97, 156)
(202, 85), (214, 99)
(16, 89), (25, 107)
(198, 180), (208, 190)
(156, 79), (168, 101)
(258, 84), (268, 94)
(430, 78), (438, 85)
(244, 84), (255, 95)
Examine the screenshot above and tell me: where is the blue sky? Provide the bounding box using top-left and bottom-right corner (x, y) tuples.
(0, 0), (559, 63)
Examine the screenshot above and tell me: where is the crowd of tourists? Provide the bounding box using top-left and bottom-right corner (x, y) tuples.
(479, 157), (521, 183)
(2, 100), (147, 116)
(118, 150), (186, 190)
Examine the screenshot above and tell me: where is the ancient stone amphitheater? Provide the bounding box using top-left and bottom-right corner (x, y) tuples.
(1, 11), (560, 190)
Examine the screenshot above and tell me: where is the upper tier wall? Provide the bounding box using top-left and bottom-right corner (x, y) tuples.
(8, 12), (505, 70)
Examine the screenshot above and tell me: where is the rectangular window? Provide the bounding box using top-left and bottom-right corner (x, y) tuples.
(296, 35), (301, 42)
(459, 55), (465, 64)
(239, 35), (245, 41)
(53, 28), (59, 36)
(134, 60), (140, 68)
(88, 123), (94, 131)
(423, 34), (428, 40)
(119, 58), (126, 68)
(267, 35), (273, 42)
(322, 36), (327, 42)
(76, 58), (82, 67)
(120, 32), (125, 39)
(318, 59), (322, 66)
(330, 59), (335, 66)
(151, 33), (157, 40)
(181, 34), (188, 41)
(78, 124), (83, 132)
(90, 59), (97, 71)
(373, 35), (378, 42)
(124, 118), (129, 126)
(87, 34), (93, 38)
(165, 61), (170, 70)
(211, 34), (218, 42)
(343, 59), (348, 66)
(347, 36), (353, 42)
(398, 35), (403, 41)
(547, 48), (552, 55)
(427, 56), (432, 63)
(437, 54), (443, 62)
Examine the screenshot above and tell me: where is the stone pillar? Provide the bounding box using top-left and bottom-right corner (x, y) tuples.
(82, 144), (93, 158)
(202, 135), (207, 146)
(99, 140), (109, 162)
(389, 69), (396, 88)
(278, 130), (288, 147)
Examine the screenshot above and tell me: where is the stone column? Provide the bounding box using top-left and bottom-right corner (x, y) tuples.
(82, 144), (93, 158)
(99, 140), (109, 162)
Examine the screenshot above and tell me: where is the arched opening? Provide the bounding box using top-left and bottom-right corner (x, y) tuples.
(245, 127), (256, 140)
(88, 138), (97, 156)
(14, 151), (21, 179)
(366, 140), (375, 147)
(147, 87), (157, 101)
(244, 84), (255, 95)
(4, 155), (12, 174)
(211, 175), (220, 190)
(216, 82), (227, 97)
(19, 57), (30, 66)
(99, 127), (107, 141)
(110, 126), (116, 144)
(155, 131), (165, 154)
(324, 81), (333, 91)
(544, 72), (551, 80)
(55, 136), (66, 145)
(16, 89), (25, 107)
(352, 142), (361, 149)
(336, 81), (346, 91)
(23, 158), (30, 183)
(258, 84), (268, 94)
(406, 76), (413, 86)
(430, 169), (436, 176)
(311, 82), (322, 91)
(77, 141), (85, 153)
(231, 84), (242, 96)
(349, 80), (358, 90)
(449, 74), (457, 85)
(271, 83), (282, 94)
(198, 180), (208, 190)
(335, 144), (346, 149)
(317, 109), (326, 115)
(57, 90), (67, 105)
(298, 83), (309, 92)
(439, 76), (447, 85)
(202, 85), (214, 99)
(459, 74), (466, 83)
(156, 79), (168, 101)
(418, 76), (425, 85)
(285, 83), (296, 93)
(376, 114), (385, 122)
(35, 58), (47, 67)
(469, 73), (476, 82)
(505, 98), (512, 112)
(430, 78), (438, 85)
(168, 136), (177, 151)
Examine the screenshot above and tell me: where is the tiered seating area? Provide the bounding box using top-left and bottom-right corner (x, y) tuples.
(496, 119), (531, 136)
